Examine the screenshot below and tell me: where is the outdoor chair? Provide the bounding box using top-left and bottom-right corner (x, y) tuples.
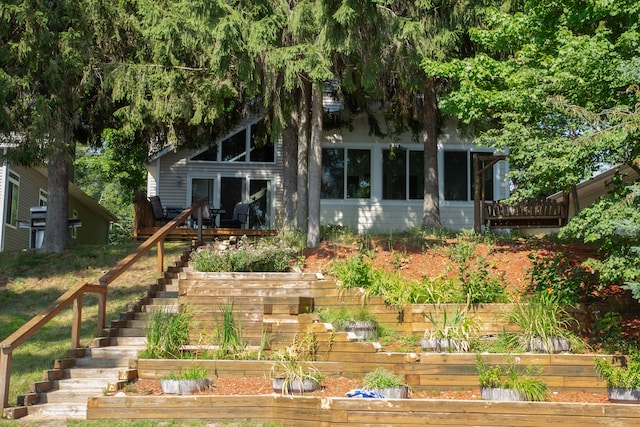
(220, 202), (250, 228)
(149, 196), (168, 224)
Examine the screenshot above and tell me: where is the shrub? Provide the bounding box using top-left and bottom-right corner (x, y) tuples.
(143, 306), (193, 359)
(595, 351), (640, 389)
(476, 355), (550, 402)
(363, 368), (404, 389)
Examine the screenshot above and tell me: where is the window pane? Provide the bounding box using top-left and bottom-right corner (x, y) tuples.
(321, 148), (344, 199)
(192, 145), (218, 161)
(249, 180), (269, 229)
(249, 122), (274, 162)
(382, 149), (406, 200)
(444, 151), (468, 201)
(347, 149), (370, 199)
(6, 182), (18, 226)
(409, 150), (424, 199)
(221, 129), (247, 162)
(191, 179), (214, 205)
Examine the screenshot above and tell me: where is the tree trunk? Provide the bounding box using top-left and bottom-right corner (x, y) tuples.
(41, 122), (73, 253)
(421, 80), (442, 229)
(281, 107), (299, 229)
(296, 78), (311, 231)
(307, 83), (323, 248)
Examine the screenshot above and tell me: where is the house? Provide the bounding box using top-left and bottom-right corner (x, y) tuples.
(0, 164), (117, 251)
(144, 111), (509, 233)
(549, 163), (640, 219)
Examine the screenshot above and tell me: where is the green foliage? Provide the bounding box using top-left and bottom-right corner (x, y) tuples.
(363, 368), (404, 389)
(271, 332), (323, 395)
(163, 366), (208, 381)
(595, 351), (640, 389)
(213, 301), (249, 360)
(191, 237), (301, 272)
(448, 240), (508, 304)
(143, 306), (193, 359)
(320, 224), (359, 245)
(591, 311), (638, 354)
(526, 251), (598, 304)
(423, 306), (478, 351)
(503, 291), (581, 353)
(476, 355), (550, 402)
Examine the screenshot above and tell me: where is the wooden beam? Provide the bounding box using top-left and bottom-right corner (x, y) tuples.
(0, 346), (11, 412)
(71, 295), (83, 349)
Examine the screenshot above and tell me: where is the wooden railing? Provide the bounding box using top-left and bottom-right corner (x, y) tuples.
(483, 198), (568, 229)
(0, 198), (208, 413)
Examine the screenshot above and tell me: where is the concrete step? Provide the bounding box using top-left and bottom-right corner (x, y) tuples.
(110, 336), (147, 346)
(118, 327), (146, 337)
(24, 402), (87, 419)
(85, 346), (141, 360)
(53, 378), (114, 390)
(41, 389), (105, 403)
(144, 302), (178, 313)
(155, 290), (178, 298)
(64, 367), (123, 379)
(127, 319), (148, 328)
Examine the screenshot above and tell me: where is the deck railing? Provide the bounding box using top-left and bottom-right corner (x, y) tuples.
(0, 198), (208, 413)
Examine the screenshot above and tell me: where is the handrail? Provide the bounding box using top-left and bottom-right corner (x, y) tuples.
(0, 198), (207, 413)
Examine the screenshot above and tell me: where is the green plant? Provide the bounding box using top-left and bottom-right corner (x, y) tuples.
(363, 368), (404, 389)
(214, 301), (250, 359)
(423, 306), (478, 352)
(503, 291), (581, 353)
(595, 351), (640, 389)
(163, 366), (208, 381)
(271, 333), (323, 395)
(476, 355), (550, 401)
(591, 311), (637, 354)
(143, 305), (193, 359)
(448, 240), (507, 304)
(526, 252), (598, 304)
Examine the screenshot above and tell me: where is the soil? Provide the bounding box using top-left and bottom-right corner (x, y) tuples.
(124, 236), (626, 404)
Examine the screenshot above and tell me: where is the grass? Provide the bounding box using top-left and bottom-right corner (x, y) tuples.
(0, 241), (190, 407)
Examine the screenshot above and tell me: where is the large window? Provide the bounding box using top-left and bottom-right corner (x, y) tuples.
(382, 149), (425, 200)
(5, 170), (19, 227)
(444, 151), (494, 201)
(191, 120), (274, 163)
(322, 148), (371, 199)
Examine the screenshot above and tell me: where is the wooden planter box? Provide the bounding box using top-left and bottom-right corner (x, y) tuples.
(87, 395), (640, 426)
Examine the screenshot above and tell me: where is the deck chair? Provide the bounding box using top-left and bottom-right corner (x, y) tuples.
(149, 196), (168, 224)
(220, 202), (250, 228)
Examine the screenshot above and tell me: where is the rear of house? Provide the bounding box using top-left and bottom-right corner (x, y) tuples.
(145, 112), (509, 233)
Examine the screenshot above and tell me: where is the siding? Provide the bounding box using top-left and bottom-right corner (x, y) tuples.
(2, 166), (45, 251)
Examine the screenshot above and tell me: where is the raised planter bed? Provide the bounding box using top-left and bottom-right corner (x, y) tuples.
(87, 395), (640, 426)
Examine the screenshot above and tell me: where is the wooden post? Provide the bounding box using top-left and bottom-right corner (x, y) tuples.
(0, 345), (11, 412)
(473, 154), (481, 233)
(97, 291), (107, 335)
(197, 206), (203, 243)
(71, 294), (83, 349)
(157, 239), (165, 278)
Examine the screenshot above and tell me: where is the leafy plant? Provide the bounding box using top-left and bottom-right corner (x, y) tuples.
(363, 368), (404, 389)
(423, 305), (478, 352)
(191, 236), (302, 272)
(448, 240), (508, 304)
(526, 252), (598, 304)
(595, 351), (640, 389)
(503, 291), (582, 353)
(271, 333), (323, 395)
(476, 355), (550, 402)
(214, 301), (249, 360)
(591, 311), (637, 354)
(163, 366), (208, 380)
(143, 306), (193, 359)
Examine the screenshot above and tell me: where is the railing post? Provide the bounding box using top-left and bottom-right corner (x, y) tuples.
(71, 294), (83, 349)
(197, 206), (203, 243)
(157, 238), (165, 278)
(0, 345), (12, 412)
(97, 290), (107, 335)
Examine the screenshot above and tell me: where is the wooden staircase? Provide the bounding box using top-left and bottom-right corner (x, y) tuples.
(7, 253), (186, 422)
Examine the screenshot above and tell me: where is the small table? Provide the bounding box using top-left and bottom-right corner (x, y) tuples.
(208, 208), (226, 228)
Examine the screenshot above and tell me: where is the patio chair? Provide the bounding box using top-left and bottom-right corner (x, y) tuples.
(149, 196), (168, 224)
(220, 202), (250, 228)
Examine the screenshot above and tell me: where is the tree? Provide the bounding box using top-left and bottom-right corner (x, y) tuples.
(435, 1), (640, 289)
(385, 0), (489, 229)
(0, 0), (105, 253)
